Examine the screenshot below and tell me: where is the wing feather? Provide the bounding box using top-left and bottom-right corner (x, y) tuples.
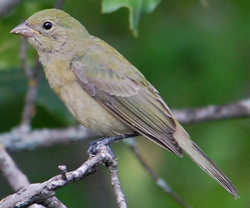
(71, 52), (182, 156)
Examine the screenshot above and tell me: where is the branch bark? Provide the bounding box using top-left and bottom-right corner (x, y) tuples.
(1, 99), (248, 208)
(0, 141), (63, 208)
(0, 0), (25, 17)
(19, 37), (41, 132)
(0, 144), (29, 192)
(108, 158), (127, 208)
(1, 99), (250, 153)
(173, 98), (250, 124)
(0, 145), (126, 208)
(0, 125), (97, 152)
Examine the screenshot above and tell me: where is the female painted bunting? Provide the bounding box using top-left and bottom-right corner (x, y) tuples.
(11, 9), (239, 198)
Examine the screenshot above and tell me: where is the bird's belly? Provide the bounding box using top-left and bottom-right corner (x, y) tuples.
(55, 81), (133, 136)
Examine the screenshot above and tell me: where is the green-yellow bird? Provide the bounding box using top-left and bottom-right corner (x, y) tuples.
(11, 9), (239, 198)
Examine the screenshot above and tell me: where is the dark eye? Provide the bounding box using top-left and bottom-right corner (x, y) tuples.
(43, 21), (53, 30)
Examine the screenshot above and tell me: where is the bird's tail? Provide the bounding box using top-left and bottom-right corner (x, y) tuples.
(173, 123), (239, 199)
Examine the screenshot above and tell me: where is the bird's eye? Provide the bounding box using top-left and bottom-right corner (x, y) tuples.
(43, 21), (53, 30)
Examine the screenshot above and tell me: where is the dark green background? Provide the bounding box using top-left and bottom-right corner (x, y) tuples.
(0, 0), (249, 207)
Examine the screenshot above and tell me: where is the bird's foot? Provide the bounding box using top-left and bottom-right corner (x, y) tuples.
(87, 137), (116, 157)
(87, 133), (138, 156)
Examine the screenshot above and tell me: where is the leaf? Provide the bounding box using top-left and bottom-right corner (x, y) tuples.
(101, 0), (161, 36)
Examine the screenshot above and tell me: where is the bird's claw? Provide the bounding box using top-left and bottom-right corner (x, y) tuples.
(87, 137), (115, 157)
(87, 140), (103, 155)
(87, 134), (137, 156)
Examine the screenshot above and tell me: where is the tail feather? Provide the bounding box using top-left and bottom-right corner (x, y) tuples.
(173, 123), (239, 199)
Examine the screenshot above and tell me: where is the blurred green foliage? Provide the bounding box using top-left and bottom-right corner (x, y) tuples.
(0, 0), (250, 207)
(102, 0), (161, 36)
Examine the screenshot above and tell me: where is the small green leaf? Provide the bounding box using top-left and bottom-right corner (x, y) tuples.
(102, 0), (161, 36)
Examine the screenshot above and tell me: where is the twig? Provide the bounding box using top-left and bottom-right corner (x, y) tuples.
(0, 125), (96, 152)
(39, 196), (67, 208)
(0, 143), (46, 208)
(1, 98), (250, 152)
(0, 0), (24, 17)
(1, 98), (249, 206)
(125, 139), (191, 208)
(20, 37), (32, 77)
(0, 145), (124, 208)
(54, 0), (64, 9)
(172, 98), (250, 124)
(0, 144), (29, 192)
(19, 38), (41, 131)
(105, 148), (127, 208)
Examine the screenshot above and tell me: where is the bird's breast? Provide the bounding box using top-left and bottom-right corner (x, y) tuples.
(42, 58), (133, 136)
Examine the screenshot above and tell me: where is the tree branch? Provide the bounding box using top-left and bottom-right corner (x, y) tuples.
(0, 145), (126, 208)
(0, 0), (25, 17)
(0, 98), (250, 153)
(0, 140), (64, 208)
(172, 98), (250, 124)
(107, 157), (127, 208)
(0, 144), (29, 192)
(1, 98), (249, 207)
(0, 125), (97, 152)
(54, 0), (64, 9)
(19, 38), (41, 132)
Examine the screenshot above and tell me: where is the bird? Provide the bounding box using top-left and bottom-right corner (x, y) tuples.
(11, 8), (239, 198)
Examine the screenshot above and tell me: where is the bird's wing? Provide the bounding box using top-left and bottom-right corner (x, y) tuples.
(71, 39), (182, 156)
(70, 38), (240, 198)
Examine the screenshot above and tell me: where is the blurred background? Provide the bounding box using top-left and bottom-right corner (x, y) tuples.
(0, 0), (250, 207)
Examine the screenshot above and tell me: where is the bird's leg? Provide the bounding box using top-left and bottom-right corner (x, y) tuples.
(87, 133), (138, 156)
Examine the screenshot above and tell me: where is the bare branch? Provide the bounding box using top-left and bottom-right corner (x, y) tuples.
(54, 0), (64, 9)
(0, 0), (24, 17)
(0, 144), (46, 208)
(0, 146), (125, 208)
(20, 37), (32, 78)
(0, 125), (97, 152)
(0, 141), (60, 208)
(39, 196), (67, 208)
(0, 144), (29, 192)
(0, 98), (249, 207)
(107, 155), (127, 208)
(19, 65), (40, 131)
(19, 38), (41, 131)
(172, 99), (250, 124)
(0, 97), (248, 207)
(0, 98), (250, 152)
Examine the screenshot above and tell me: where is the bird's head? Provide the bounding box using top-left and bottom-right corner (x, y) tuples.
(11, 9), (89, 53)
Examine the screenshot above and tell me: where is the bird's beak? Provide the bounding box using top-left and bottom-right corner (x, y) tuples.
(10, 22), (37, 37)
